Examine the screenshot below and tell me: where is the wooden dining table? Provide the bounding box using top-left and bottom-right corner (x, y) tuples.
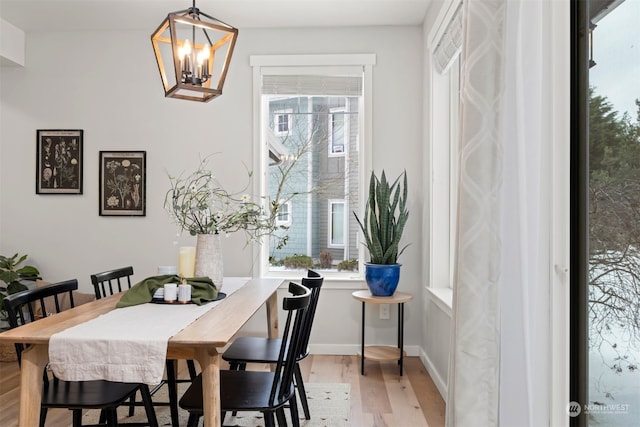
(0, 276), (284, 427)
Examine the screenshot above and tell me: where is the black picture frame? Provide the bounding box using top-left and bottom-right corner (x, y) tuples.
(36, 129), (83, 194)
(99, 151), (146, 216)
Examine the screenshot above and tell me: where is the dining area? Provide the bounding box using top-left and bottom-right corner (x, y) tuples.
(0, 272), (314, 427)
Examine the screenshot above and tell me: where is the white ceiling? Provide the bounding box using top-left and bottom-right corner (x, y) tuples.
(0, 0), (433, 32)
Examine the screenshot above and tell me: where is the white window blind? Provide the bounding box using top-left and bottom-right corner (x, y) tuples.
(261, 74), (363, 96)
(433, 5), (463, 74)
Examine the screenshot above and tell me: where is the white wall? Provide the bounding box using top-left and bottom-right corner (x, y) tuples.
(0, 25), (424, 351)
(0, 18), (25, 66)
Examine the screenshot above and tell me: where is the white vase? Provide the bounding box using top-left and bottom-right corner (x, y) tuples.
(195, 233), (224, 290)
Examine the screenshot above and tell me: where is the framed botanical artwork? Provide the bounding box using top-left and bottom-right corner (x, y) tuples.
(99, 151), (146, 216)
(36, 129), (83, 194)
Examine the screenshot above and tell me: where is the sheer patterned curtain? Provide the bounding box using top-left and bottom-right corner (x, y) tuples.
(446, 0), (556, 425)
(446, 1), (505, 425)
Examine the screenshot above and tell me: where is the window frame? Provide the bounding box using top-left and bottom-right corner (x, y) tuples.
(274, 109), (293, 136)
(275, 200), (292, 227)
(328, 199), (346, 248)
(328, 107), (347, 157)
(428, 0), (462, 297)
(251, 54), (375, 280)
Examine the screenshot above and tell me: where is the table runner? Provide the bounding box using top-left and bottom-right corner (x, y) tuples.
(48, 277), (247, 384)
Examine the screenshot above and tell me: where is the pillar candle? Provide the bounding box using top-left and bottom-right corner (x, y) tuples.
(178, 246), (196, 278)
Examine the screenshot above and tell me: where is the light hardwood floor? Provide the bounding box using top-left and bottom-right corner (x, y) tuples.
(0, 355), (445, 426)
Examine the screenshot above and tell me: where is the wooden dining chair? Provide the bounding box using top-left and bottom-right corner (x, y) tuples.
(90, 266), (196, 427)
(179, 281), (312, 427)
(221, 270), (324, 419)
(4, 279), (158, 427)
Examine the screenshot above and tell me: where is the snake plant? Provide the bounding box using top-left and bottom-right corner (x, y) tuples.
(354, 170), (409, 265)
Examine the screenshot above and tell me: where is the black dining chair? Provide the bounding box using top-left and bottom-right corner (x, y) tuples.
(222, 270), (324, 419)
(90, 266), (196, 427)
(179, 281), (312, 427)
(4, 279), (158, 427)
(90, 266), (134, 299)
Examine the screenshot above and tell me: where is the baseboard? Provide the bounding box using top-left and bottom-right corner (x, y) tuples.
(419, 347), (447, 399)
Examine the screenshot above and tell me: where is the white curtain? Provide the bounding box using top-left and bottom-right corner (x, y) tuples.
(498, 1), (553, 425)
(447, 0), (553, 425)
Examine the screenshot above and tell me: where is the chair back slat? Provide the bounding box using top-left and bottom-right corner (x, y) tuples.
(298, 275), (324, 355)
(3, 279), (79, 364)
(269, 281), (311, 406)
(90, 266), (134, 299)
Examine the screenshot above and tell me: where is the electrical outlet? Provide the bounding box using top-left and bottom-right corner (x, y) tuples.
(379, 304), (390, 319)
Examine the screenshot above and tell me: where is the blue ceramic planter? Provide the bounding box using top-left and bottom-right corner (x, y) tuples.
(365, 263), (401, 296)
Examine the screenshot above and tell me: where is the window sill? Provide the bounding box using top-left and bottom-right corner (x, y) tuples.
(265, 270), (366, 290)
(426, 287), (453, 317)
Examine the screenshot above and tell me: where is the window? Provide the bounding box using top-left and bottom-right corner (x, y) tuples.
(447, 57), (460, 284)
(275, 201), (292, 227)
(582, 1), (640, 424)
(274, 109), (292, 135)
(328, 200), (345, 247)
(251, 54), (375, 277)
(429, 0), (462, 292)
(329, 108), (347, 156)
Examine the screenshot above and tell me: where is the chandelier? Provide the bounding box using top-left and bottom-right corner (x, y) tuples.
(151, 1), (238, 102)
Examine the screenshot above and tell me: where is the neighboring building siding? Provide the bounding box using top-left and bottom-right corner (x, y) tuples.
(347, 97), (360, 261)
(268, 97), (310, 260)
(314, 97), (346, 263)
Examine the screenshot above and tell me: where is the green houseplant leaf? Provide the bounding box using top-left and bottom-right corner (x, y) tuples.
(354, 170), (409, 265)
(0, 253), (42, 321)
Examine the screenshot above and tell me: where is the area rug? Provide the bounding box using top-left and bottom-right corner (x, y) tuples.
(80, 382), (350, 427)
